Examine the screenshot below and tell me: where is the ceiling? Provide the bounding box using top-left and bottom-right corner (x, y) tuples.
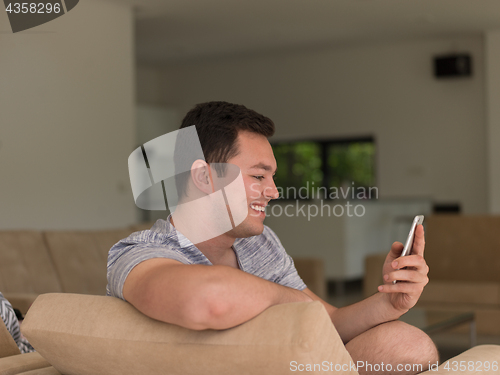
(113, 0), (500, 64)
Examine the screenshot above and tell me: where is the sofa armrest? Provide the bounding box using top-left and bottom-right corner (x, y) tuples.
(0, 317), (20, 359)
(421, 345), (500, 374)
(0, 352), (52, 375)
(22, 293), (357, 375)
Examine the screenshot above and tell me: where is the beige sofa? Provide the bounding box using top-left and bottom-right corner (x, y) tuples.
(0, 224), (326, 317)
(0, 294), (496, 375)
(0, 219), (499, 374)
(364, 215), (500, 335)
(0, 223), (327, 372)
(0, 228), (130, 315)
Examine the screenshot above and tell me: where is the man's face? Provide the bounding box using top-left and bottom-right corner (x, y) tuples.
(225, 130), (279, 238)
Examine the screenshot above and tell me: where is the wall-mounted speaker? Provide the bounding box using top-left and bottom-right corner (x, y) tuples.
(433, 54), (472, 78)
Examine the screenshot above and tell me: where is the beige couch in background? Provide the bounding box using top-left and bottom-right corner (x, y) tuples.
(364, 214), (500, 335)
(0, 228), (130, 314)
(0, 222), (327, 373)
(0, 224), (327, 317)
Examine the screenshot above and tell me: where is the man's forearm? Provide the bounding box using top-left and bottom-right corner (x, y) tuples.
(330, 292), (399, 343)
(131, 262), (312, 330)
(197, 265), (313, 329)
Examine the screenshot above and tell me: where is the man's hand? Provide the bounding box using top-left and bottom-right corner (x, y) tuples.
(377, 224), (429, 317)
(320, 225), (429, 343)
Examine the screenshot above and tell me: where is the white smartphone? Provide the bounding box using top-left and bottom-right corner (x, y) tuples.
(393, 215), (424, 284)
(401, 215), (424, 257)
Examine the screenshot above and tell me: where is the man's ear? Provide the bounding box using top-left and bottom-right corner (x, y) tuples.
(190, 159), (214, 195)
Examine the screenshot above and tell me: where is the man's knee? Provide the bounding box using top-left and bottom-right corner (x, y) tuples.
(413, 327), (439, 369)
(387, 321), (439, 371)
(346, 320), (439, 374)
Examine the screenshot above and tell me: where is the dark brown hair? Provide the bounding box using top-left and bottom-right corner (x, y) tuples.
(174, 101), (275, 199)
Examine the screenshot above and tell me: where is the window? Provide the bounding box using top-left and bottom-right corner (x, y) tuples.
(272, 137), (376, 200)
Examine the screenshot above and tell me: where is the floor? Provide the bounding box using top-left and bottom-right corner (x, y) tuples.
(326, 280), (500, 363)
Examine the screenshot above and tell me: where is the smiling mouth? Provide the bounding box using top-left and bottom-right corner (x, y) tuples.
(250, 204), (266, 212)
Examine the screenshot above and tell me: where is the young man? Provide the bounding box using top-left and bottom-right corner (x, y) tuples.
(107, 101), (437, 375)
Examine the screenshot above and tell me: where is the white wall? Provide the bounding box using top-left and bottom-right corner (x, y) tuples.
(0, 0), (136, 229)
(148, 36), (487, 214)
(137, 66), (164, 107)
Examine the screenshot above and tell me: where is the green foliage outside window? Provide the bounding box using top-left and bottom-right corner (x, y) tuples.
(272, 138), (375, 200)
(327, 142), (375, 190)
(273, 142), (322, 199)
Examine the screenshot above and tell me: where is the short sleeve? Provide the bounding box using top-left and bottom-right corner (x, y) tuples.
(106, 242), (190, 301)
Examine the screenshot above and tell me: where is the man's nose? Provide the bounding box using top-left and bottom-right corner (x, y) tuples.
(264, 180), (280, 200)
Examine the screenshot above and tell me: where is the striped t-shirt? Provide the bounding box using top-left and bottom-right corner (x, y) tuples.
(0, 292), (35, 354)
(106, 217), (306, 300)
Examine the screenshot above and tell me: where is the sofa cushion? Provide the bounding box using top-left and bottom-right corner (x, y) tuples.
(42, 230), (130, 295)
(0, 316), (20, 358)
(419, 281), (500, 307)
(425, 215), (500, 283)
(0, 352), (52, 375)
(22, 294), (357, 375)
(13, 366), (61, 375)
(0, 231), (62, 295)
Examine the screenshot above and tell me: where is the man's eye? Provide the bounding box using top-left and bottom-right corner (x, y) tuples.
(253, 176), (264, 181)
